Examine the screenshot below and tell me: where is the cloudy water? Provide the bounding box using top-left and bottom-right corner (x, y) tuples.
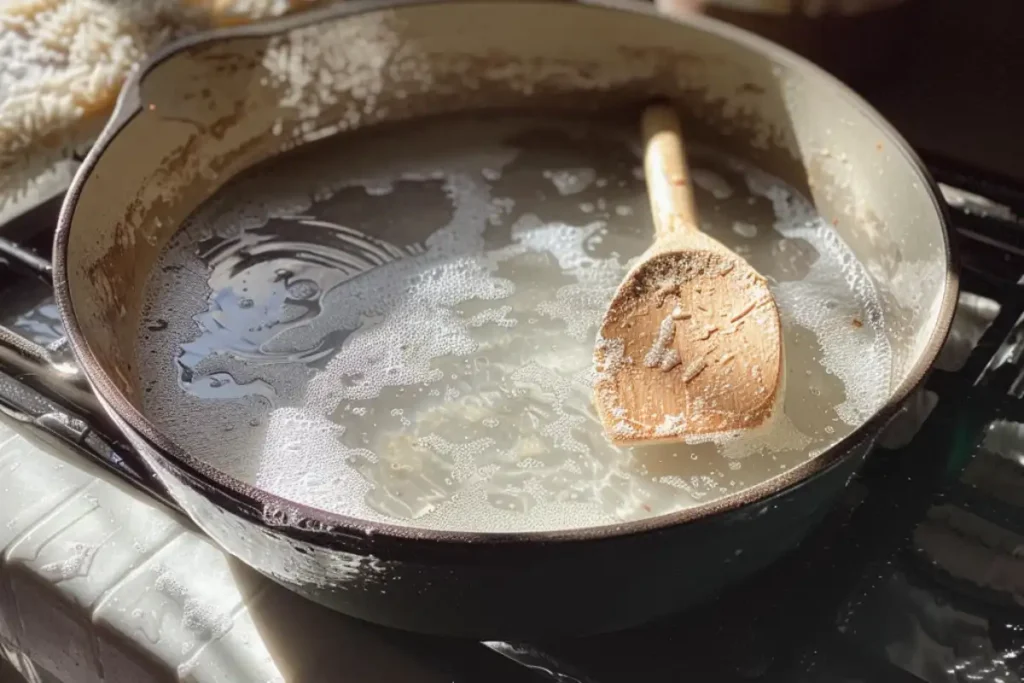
(136, 114), (891, 533)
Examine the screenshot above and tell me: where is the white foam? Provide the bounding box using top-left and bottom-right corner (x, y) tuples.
(543, 168), (597, 196)
(732, 221), (758, 238)
(743, 167), (891, 425)
(137, 116), (893, 534)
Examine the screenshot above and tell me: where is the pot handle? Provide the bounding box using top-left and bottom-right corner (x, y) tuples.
(0, 236), (181, 514)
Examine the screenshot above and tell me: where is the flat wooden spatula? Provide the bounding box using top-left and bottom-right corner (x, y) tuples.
(593, 102), (783, 446)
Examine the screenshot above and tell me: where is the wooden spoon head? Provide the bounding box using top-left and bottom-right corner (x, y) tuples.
(594, 245), (782, 446)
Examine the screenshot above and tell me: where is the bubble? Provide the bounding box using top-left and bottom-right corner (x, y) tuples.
(743, 165), (892, 426)
(542, 168), (596, 196)
(732, 221), (758, 239)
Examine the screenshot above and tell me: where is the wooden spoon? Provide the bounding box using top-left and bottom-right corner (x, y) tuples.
(593, 102), (783, 446)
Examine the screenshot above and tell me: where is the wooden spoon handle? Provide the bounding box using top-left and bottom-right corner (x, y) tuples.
(642, 102), (700, 239)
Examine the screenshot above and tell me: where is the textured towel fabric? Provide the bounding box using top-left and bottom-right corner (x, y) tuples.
(0, 0), (321, 211)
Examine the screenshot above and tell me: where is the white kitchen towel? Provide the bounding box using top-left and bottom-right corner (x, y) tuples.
(0, 0), (322, 211)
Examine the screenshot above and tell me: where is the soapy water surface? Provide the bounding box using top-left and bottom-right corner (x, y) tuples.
(136, 115), (891, 533)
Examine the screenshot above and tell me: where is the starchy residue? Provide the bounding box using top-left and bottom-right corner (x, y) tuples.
(671, 305), (691, 320)
(681, 358), (707, 383)
(643, 315), (678, 369)
(695, 324), (718, 341)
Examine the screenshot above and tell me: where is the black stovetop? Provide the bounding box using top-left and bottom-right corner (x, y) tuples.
(1, 158), (1023, 683)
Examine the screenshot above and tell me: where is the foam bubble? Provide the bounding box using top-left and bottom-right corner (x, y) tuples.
(543, 168), (597, 196)
(732, 221), (758, 238)
(743, 166), (892, 425)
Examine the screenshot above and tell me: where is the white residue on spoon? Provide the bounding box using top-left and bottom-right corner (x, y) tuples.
(644, 314), (679, 371)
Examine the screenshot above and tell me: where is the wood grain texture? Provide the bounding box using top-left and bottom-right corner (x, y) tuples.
(594, 103), (783, 445)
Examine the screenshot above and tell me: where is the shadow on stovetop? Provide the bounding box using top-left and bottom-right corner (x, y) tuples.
(223, 557), (533, 683)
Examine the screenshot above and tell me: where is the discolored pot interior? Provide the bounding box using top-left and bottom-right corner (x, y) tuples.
(57, 0), (954, 535)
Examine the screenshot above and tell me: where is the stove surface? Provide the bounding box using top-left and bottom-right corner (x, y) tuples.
(860, 0), (1024, 188)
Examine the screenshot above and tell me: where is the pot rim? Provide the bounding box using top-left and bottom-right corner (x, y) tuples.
(53, 0), (960, 548)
